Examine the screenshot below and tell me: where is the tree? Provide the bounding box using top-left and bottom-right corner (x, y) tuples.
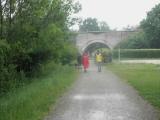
(79, 18), (110, 32)
(115, 30), (149, 49)
(0, 0), (3, 38)
(99, 21), (110, 31)
(141, 3), (160, 48)
(0, 0), (81, 94)
(79, 18), (100, 32)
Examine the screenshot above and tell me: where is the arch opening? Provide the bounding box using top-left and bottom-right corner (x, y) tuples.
(82, 42), (112, 63)
(81, 41), (110, 53)
(84, 42), (110, 53)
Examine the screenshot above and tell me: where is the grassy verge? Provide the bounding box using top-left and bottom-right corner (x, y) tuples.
(107, 63), (160, 109)
(0, 62), (78, 120)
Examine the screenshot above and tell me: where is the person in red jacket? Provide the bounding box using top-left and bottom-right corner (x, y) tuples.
(82, 52), (89, 72)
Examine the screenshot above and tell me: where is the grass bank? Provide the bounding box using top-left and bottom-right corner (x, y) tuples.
(0, 62), (78, 120)
(107, 63), (160, 109)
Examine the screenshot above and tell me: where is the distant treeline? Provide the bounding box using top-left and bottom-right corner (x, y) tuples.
(0, 0), (81, 94)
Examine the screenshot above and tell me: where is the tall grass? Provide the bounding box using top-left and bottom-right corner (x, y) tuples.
(107, 63), (160, 109)
(0, 62), (78, 120)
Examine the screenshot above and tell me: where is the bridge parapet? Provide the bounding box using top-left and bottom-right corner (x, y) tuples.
(76, 31), (137, 53)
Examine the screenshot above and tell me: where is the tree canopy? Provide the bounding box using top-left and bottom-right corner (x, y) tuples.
(115, 30), (149, 49)
(79, 17), (110, 32)
(116, 3), (160, 49)
(140, 3), (160, 48)
(0, 0), (81, 94)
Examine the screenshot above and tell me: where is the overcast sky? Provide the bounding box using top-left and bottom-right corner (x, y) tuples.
(73, 0), (160, 30)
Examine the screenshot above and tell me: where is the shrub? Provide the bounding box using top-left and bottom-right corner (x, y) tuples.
(60, 42), (77, 65)
(0, 40), (18, 94)
(113, 49), (160, 59)
(102, 50), (112, 63)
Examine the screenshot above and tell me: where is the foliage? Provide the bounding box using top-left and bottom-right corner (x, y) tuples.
(116, 3), (160, 49)
(99, 21), (110, 31)
(101, 49), (112, 63)
(141, 3), (160, 48)
(79, 18), (100, 32)
(0, 0), (80, 94)
(60, 42), (77, 65)
(107, 63), (160, 109)
(0, 40), (16, 94)
(115, 31), (149, 49)
(0, 64), (78, 120)
(79, 17), (110, 32)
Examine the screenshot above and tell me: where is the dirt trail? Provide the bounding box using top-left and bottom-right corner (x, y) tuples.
(45, 61), (159, 120)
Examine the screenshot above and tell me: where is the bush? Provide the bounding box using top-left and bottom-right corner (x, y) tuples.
(60, 43), (77, 65)
(113, 49), (160, 59)
(102, 50), (112, 63)
(0, 40), (17, 94)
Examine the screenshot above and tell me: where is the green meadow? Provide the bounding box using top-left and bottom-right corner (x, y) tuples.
(107, 63), (160, 109)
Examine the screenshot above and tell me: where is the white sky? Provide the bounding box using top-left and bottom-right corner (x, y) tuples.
(73, 0), (160, 30)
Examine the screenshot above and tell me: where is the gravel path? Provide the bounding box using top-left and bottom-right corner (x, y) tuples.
(45, 61), (159, 120)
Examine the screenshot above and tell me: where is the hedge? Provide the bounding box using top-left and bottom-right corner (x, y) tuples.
(113, 49), (160, 59)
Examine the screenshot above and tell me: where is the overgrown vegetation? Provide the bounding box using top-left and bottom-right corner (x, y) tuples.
(0, 62), (78, 120)
(107, 63), (160, 109)
(0, 0), (81, 95)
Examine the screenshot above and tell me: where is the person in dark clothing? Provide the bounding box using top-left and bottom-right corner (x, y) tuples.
(77, 53), (82, 66)
(76, 53), (82, 70)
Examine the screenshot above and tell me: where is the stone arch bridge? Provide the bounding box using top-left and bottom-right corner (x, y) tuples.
(76, 31), (137, 53)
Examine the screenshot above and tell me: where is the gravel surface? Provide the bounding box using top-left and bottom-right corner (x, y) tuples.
(45, 61), (159, 120)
